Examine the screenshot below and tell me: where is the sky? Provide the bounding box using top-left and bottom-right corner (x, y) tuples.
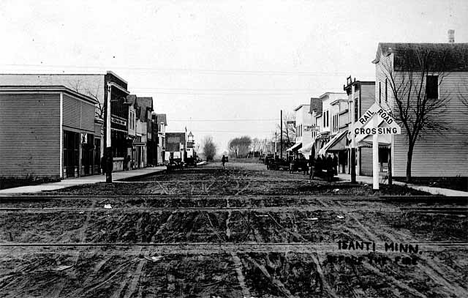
(1, 0), (467, 153)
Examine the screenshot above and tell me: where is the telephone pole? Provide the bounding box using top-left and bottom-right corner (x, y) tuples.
(280, 110), (283, 159)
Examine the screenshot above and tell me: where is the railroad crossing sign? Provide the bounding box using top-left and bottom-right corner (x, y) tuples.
(350, 103), (401, 135)
(348, 103), (402, 191)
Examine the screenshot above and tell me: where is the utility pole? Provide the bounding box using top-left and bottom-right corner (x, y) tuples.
(105, 83), (113, 183)
(280, 110), (283, 159)
(274, 131), (277, 157)
(350, 80), (356, 183)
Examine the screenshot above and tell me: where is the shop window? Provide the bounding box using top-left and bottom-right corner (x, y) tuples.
(63, 131), (79, 177)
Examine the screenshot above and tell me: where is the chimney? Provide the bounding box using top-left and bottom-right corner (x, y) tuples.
(448, 29), (455, 43)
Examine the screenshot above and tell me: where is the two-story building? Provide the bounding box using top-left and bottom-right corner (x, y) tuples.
(299, 98), (321, 158)
(155, 114), (167, 165)
(313, 92), (347, 156)
(372, 42), (468, 179)
(287, 104), (313, 157)
(343, 78), (377, 175)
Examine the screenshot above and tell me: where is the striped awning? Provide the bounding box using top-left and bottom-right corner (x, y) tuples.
(286, 142), (302, 152)
(299, 136), (318, 154)
(318, 130), (348, 155)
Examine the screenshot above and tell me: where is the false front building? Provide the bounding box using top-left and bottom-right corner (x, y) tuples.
(0, 86), (99, 179)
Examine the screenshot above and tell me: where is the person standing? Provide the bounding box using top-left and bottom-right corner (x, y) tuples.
(308, 155), (315, 181)
(333, 154), (338, 175)
(221, 155), (226, 168)
(124, 155), (130, 171)
(326, 154), (334, 182)
(100, 155), (106, 175)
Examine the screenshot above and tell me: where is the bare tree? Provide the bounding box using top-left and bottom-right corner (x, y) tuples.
(201, 136), (217, 161)
(250, 138), (260, 154)
(67, 79), (104, 120)
(379, 44), (452, 182)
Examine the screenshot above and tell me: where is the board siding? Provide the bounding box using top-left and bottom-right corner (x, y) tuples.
(376, 53), (468, 178)
(63, 94), (94, 132)
(0, 93), (60, 178)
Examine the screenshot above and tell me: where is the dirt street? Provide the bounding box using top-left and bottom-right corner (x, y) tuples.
(0, 162), (467, 297)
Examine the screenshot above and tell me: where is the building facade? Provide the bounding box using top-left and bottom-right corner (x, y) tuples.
(0, 86), (99, 179)
(343, 78), (378, 176)
(287, 104), (313, 157)
(155, 114), (167, 165)
(373, 42), (468, 178)
(313, 92), (347, 155)
(165, 132), (186, 161)
(0, 72), (136, 172)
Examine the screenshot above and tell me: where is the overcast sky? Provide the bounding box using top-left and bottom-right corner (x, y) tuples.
(1, 0), (467, 152)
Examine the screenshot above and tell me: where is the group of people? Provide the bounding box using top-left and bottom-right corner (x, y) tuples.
(307, 153), (338, 182)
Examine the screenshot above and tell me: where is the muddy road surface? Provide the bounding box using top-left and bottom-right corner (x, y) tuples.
(0, 162), (467, 297)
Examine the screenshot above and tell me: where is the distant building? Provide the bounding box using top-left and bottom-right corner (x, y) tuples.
(155, 114), (168, 165)
(299, 98), (322, 157)
(287, 104), (313, 157)
(372, 42), (468, 178)
(0, 86), (99, 179)
(165, 132), (186, 161)
(313, 92), (347, 156)
(343, 78), (377, 175)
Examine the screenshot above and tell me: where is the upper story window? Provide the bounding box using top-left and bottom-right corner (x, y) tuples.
(354, 98), (359, 122)
(426, 75), (438, 99)
(323, 110), (329, 128)
(378, 81), (382, 104)
(129, 110), (135, 130)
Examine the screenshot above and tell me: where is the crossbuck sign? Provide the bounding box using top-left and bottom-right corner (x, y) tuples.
(351, 103), (401, 135)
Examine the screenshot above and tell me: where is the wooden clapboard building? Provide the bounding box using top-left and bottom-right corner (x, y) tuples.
(373, 42), (468, 178)
(0, 71), (131, 172)
(0, 86), (99, 179)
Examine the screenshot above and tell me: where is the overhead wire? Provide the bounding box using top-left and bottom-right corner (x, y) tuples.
(0, 63), (372, 77)
(170, 119), (278, 122)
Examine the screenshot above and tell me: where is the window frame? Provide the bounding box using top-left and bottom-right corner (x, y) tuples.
(426, 75), (439, 99)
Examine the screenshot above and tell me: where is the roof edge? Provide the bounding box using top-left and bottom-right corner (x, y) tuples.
(0, 85), (98, 104)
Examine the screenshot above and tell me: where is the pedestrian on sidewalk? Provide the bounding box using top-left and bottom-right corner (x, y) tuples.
(100, 156), (106, 175)
(333, 154), (338, 175)
(326, 154), (334, 182)
(124, 155), (130, 171)
(308, 155), (315, 181)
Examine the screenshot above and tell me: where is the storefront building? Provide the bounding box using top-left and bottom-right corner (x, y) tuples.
(0, 86), (99, 179)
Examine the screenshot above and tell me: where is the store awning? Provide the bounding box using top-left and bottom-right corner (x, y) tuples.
(286, 142), (302, 152)
(299, 136), (319, 154)
(299, 141), (314, 153)
(318, 130), (348, 155)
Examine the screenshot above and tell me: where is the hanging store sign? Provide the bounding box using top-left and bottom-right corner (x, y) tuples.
(111, 116), (127, 126)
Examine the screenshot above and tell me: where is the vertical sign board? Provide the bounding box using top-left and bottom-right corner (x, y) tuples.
(350, 103), (401, 190)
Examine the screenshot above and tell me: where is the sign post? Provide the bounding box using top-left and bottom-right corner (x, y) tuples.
(372, 113), (379, 190)
(350, 103), (401, 190)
